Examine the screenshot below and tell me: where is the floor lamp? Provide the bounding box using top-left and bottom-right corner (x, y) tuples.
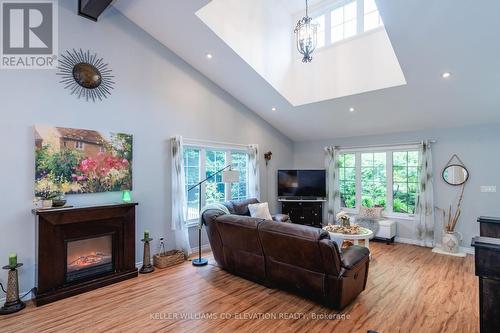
(188, 165), (240, 266)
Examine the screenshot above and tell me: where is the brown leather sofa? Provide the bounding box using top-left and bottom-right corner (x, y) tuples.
(202, 199), (370, 310)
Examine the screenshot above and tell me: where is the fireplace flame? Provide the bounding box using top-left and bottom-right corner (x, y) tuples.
(68, 252), (111, 270)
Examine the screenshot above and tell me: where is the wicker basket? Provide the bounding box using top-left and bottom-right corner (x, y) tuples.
(153, 250), (185, 269)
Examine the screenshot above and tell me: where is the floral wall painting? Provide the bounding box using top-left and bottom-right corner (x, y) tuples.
(35, 125), (133, 195)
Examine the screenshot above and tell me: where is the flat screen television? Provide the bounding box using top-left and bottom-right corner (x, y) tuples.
(277, 170), (326, 199)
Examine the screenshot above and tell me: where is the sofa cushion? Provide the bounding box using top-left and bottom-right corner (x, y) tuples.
(223, 198), (259, 216)
(272, 214), (291, 223)
(359, 206), (384, 219)
(248, 202), (273, 220)
(215, 214), (266, 282)
(341, 245), (370, 269)
(258, 221), (331, 298)
(202, 209), (227, 267)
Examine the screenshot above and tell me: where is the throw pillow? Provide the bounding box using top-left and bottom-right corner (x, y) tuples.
(359, 206), (384, 219)
(248, 202), (273, 220)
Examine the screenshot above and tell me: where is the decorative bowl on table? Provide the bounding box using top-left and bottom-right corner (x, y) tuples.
(323, 224), (362, 235)
(51, 199), (67, 207)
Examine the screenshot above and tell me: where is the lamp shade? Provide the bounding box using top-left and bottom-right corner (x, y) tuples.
(222, 170), (240, 183)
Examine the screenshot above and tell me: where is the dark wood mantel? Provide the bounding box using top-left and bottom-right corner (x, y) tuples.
(34, 203), (138, 306)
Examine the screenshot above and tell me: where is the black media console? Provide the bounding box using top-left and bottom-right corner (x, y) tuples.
(279, 199), (324, 228)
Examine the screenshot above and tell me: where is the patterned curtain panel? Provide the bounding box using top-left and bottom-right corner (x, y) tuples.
(415, 140), (435, 247)
(325, 146), (341, 224)
(171, 136), (192, 255)
(247, 144), (260, 200)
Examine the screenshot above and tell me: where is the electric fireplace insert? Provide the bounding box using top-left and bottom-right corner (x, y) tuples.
(66, 235), (114, 282)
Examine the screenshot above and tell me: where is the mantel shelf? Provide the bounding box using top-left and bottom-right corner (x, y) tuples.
(33, 202), (138, 215)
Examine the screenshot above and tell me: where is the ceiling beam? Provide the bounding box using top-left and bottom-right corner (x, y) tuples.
(78, 0), (114, 22)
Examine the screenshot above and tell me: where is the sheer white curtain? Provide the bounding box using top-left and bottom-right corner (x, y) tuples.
(415, 140), (435, 247)
(247, 144), (260, 200)
(325, 146), (341, 225)
(171, 136), (192, 255)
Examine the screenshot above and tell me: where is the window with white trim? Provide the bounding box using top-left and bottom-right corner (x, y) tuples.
(331, 1), (357, 43)
(338, 147), (420, 217)
(310, 0), (384, 49)
(312, 15), (326, 48)
(183, 145), (249, 222)
(361, 152), (387, 208)
(392, 151), (419, 214)
(363, 0), (383, 32)
(338, 153), (356, 208)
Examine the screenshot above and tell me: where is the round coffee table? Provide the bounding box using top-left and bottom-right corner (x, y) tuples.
(326, 227), (374, 256)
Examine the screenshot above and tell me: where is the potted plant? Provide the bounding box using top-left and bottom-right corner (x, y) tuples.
(336, 211), (351, 227)
(35, 180), (62, 208)
(51, 191), (67, 207)
(439, 185), (465, 253)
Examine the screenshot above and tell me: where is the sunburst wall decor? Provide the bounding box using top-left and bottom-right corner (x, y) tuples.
(57, 49), (115, 102)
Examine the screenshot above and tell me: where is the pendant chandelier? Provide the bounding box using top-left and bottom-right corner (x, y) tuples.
(294, 0), (318, 63)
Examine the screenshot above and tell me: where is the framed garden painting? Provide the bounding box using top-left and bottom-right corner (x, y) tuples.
(35, 125), (133, 194)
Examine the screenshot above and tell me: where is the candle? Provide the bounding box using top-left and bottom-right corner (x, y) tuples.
(122, 190), (132, 202)
(9, 253), (17, 268)
(144, 230), (150, 240)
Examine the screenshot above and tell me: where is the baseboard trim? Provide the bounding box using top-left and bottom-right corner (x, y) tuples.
(460, 246), (475, 255)
(190, 243), (211, 254)
(395, 237), (475, 255)
(135, 244), (211, 268)
(0, 289), (34, 304)
(395, 237), (424, 246)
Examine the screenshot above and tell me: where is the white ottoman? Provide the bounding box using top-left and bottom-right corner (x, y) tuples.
(374, 219), (396, 243)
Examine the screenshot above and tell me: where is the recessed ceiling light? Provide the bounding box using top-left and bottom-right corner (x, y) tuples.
(206, 53), (213, 59)
(271, 107), (277, 111)
(441, 72), (451, 79)
(349, 107), (355, 112)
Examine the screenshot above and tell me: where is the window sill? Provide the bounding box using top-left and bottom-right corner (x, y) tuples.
(186, 219), (200, 228)
(314, 26), (385, 54)
(383, 213), (417, 221)
(343, 209), (417, 221)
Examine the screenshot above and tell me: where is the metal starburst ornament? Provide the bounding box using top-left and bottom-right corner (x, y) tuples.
(294, 0), (318, 63)
(57, 49), (115, 102)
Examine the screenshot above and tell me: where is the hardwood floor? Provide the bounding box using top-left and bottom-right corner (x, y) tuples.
(1, 242), (478, 333)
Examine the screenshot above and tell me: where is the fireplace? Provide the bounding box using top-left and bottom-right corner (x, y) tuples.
(34, 203), (138, 306)
(66, 235), (114, 282)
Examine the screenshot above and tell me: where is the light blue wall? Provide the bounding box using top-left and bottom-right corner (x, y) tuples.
(293, 124), (500, 250)
(0, 2), (293, 296)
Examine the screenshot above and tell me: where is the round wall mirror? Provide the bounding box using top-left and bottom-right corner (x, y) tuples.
(72, 63), (102, 89)
(442, 164), (469, 186)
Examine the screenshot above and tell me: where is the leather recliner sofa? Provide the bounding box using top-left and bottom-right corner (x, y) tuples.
(202, 199), (370, 310)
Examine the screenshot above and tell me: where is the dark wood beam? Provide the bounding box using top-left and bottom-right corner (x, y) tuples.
(78, 0), (114, 22)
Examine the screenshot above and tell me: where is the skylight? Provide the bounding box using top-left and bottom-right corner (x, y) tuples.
(312, 0), (384, 48)
(196, 0), (405, 106)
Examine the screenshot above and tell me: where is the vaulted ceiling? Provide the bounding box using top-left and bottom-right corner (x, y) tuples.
(114, 0), (500, 141)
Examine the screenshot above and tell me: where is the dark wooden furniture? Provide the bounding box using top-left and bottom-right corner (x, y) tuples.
(477, 216), (500, 238)
(472, 236), (500, 333)
(34, 203), (138, 306)
(280, 200), (323, 228)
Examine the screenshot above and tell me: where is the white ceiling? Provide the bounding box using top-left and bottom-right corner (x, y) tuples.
(114, 0), (500, 142)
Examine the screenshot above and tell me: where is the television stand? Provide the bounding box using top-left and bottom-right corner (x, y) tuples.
(278, 198), (326, 202)
(279, 199), (324, 228)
